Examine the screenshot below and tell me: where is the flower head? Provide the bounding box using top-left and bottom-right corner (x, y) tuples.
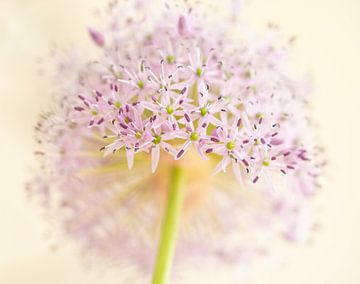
(30, 1), (324, 282)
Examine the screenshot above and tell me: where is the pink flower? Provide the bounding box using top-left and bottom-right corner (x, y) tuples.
(175, 112), (209, 160)
(30, 2), (324, 282)
(205, 117), (247, 182)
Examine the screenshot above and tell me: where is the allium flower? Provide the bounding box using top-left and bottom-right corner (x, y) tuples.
(30, 1), (324, 283)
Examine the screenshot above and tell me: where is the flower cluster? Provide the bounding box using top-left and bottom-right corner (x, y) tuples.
(30, 1), (324, 281)
(74, 18), (315, 189)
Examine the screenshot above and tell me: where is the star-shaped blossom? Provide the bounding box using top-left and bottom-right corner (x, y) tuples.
(205, 117), (248, 183)
(175, 112), (209, 159)
(102, 104), (152, 168)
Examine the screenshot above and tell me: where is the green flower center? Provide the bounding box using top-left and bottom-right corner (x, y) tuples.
(114, 102), (122, 109)
(91, 110), (98, 116)
(262, 160), (270, 167)
(200, 107), (207, 117)
(190, 132), (199, 141)
(226, 141), (235, 150)
(244, 70), (251, 78)
(137, 80), (144, 89)
(196, 67), (203, 77)
(225, 70), (233, 79)
(166, 105), (174, 115)
(153, 135), (161, 145)
(166, 55), (176, 64)
(135, 131), (142, 139)
(256, 113), (264, 119)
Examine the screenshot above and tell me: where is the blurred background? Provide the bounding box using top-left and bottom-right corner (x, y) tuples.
(0, 0), (359, 283)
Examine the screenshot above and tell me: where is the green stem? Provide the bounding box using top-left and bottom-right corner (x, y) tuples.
(152, 166), (185, 284)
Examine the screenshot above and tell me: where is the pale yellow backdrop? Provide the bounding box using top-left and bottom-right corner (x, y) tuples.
(0, 0), (359, 283)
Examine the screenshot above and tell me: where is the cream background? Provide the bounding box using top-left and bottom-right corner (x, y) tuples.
(0, 0), (359, 283)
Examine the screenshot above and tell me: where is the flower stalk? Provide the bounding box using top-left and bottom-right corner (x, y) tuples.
(152, 166), (185, 284)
